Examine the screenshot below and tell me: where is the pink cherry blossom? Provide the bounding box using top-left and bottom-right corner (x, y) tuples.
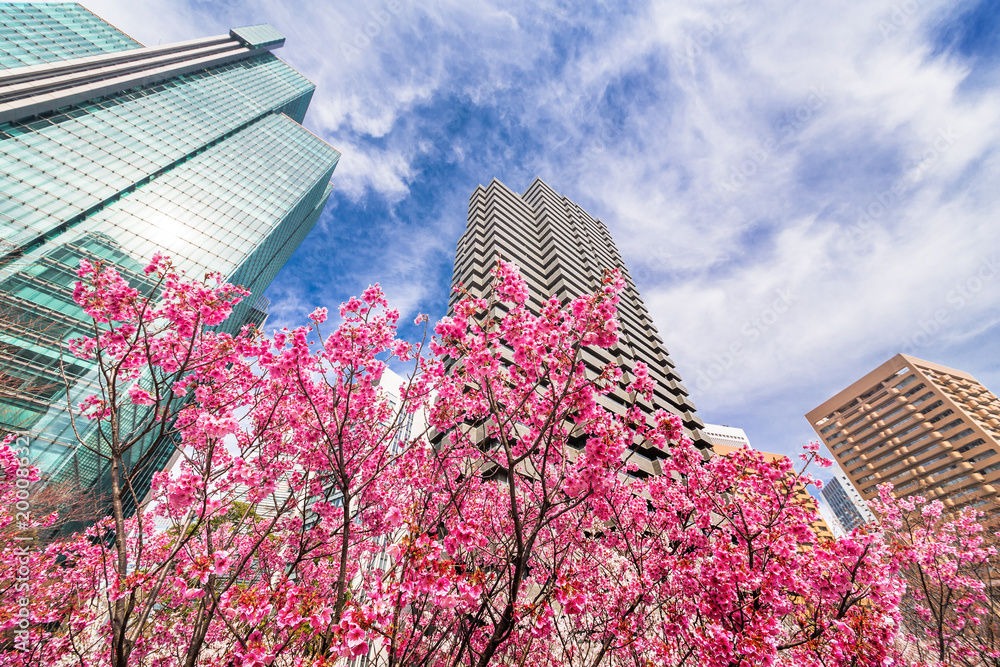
(0, 254), (990, 667)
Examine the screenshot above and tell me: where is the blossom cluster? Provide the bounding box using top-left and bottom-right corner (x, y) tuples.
(0, 256), (992, 667)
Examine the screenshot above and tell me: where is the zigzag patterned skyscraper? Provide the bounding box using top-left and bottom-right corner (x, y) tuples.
(452, 178), (712, 472)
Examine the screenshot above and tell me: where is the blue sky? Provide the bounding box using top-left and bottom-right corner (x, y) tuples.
(83, 0), (1000, 475)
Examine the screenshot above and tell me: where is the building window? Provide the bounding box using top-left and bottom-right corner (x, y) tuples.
(938, 419), (964, 433)
(928, 409), (955, 424)
(947, 429), (975, 444)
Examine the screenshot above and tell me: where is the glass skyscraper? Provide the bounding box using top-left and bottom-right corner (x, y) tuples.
(0, 3), (341, 504)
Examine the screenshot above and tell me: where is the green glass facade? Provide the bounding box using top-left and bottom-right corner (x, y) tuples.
(230, 24), (285, 50)
(0, 3), (340, 506)
(0, 2), (139, 69)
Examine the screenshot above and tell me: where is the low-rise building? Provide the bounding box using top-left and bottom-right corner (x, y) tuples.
(703, 423), (834, 541)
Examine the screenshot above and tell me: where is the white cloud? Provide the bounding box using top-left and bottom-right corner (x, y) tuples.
(492, 0), (999, 460)
(80, 0), (1000, 461)
(331, 140), (414, 203)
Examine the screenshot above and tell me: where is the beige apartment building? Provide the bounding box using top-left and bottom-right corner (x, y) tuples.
(451, 178), (713, 472)
(807, 354), (1000, 515)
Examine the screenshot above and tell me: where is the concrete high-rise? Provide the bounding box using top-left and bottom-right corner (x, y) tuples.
(452, 178), (711, 472)
(0, 4), (340, 504)
(821, 469), (875, 534)
(807, 354), (1000, 515)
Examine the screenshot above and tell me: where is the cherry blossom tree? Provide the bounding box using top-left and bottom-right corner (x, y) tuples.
(0, 253), (991, 667)
(871, 486), (1000, 667)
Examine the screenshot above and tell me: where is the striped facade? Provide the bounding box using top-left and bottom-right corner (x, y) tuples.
(821, 470), (874, 533)
(452, 178), (711, 474)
